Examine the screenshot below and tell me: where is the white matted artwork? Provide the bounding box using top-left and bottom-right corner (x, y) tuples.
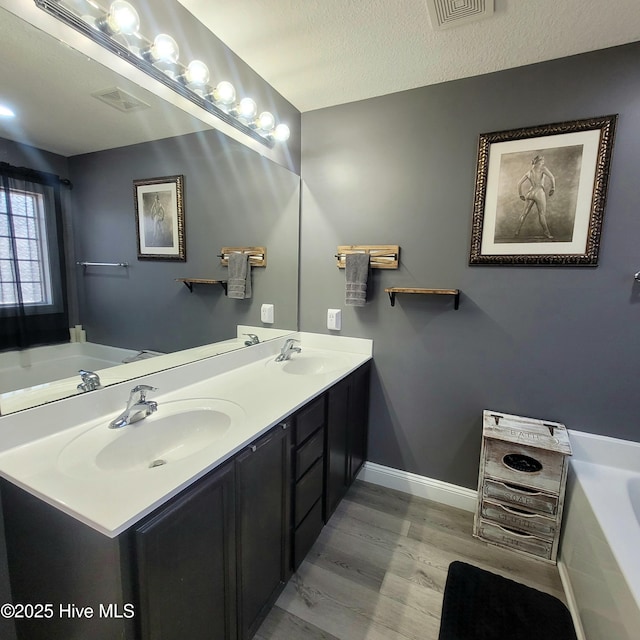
(469, 115), (617, 265)
(134, 175), (185, 261)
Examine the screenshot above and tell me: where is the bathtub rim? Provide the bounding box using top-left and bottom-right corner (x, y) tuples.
(566, 429), (640, 613)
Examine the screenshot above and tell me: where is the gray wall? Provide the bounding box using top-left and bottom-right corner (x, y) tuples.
(299, 42), (640, 489)
(69, 129), (300, 353)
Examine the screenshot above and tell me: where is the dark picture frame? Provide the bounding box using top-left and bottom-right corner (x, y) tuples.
(469, 115), (617, 265)
(134, 175), (185, 261)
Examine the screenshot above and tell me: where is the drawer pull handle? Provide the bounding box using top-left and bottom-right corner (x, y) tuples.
(497, 503), (538, 519)
(492, 481), (545, 497)
(503, 453), (542, 473)
(493, 523), (536, 539)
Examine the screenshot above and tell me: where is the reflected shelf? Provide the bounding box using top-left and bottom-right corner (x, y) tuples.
(176, 278), (228, 294)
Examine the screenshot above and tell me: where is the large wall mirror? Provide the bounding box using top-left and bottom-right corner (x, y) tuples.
(0, 4), (300, 414)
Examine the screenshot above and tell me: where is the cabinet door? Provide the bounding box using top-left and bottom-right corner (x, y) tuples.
(236, 424), (291, 640)
(325, 378), (349, 520)
(347, 363), (370, 484)
(134, 461), (236, 640)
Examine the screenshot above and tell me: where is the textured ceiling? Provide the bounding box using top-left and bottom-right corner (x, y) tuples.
(177, 0), (640, 112)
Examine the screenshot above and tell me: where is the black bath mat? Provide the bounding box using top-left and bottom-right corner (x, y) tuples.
(438, 561), (577, 640)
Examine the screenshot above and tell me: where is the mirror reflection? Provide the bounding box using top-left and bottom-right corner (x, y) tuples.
(0, 7), (300, 414)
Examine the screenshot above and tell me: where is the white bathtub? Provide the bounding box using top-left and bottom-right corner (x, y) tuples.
(0, 342), (137, 393)
(0, 342), (140, 413)
(560, 430), (640, 640)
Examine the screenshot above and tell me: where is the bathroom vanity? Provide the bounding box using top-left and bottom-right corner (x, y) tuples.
(0, 335), (371, 640)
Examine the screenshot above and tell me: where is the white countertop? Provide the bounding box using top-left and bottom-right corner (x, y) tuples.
(0, 333), (372, 537)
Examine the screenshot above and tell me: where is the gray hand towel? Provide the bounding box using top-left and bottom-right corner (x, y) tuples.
(345, 253), (369, 306)
(227, 253), (252, 299)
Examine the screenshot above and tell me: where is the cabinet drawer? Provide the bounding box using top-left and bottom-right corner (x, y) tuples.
(476, 519), (553, 561)
(480, 499), (556, 539)
(295, 397), (325, 445)
(295, 428), (324, 480)
(293, 498), (323, 570)
(295, 458), (323, 527)
(483, 479), (558, 515)
(484, 439), (565, 494)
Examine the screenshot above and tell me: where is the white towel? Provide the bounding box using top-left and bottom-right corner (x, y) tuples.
(227, 253), (252, 299)
(345, 253), (369, 306)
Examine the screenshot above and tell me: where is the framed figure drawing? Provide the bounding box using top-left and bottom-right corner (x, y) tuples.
(134, 175), (185, 261)
(469, 115), (617, 265)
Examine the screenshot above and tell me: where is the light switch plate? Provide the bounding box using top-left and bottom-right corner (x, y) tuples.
(261, 303), (274, 324)
(327, 308), (342, 331)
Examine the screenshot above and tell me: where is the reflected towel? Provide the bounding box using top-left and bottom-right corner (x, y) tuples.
(227, 252), (252, 299)
(345, 253), (369, 306)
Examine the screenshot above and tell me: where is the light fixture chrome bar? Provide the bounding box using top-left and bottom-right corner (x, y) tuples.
(34, 0), (276, 148)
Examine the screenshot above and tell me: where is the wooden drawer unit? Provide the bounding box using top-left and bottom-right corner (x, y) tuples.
(473, 410), (572, 564)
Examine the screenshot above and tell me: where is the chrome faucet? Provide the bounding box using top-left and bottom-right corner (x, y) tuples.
(243, 333), (260, 346)
(109, 384), (158, 429)
(77, 369), (102, 393)
(275, 338), (301, 362)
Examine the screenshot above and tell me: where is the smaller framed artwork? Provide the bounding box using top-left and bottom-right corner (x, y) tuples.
(134, 175), (185, 261)
(469, 115), (617, 265)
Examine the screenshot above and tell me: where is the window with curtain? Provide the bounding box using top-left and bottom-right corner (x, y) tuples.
(0, 163), (69, 350)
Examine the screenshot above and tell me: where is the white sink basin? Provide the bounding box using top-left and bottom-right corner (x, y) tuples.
(57, 398), (246, 475)
(266, 351), (349, 375)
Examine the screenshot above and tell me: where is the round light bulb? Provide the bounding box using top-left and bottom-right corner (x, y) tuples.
(185, 60), (210, 86)
(273, 123), (290, 142)
(151, 34), (179, 64)
(238, 97), (257, 120)
(106, 1), (139, 35)
(257, 111), (275, 132)
(211, 81), (236, 105)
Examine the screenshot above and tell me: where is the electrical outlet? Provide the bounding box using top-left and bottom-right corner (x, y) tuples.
(261, 303), (274, 324)
(327, 308), (342, 331)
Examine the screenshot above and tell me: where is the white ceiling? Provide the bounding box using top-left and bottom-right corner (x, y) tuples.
(2, 0), (639, 157)
(177, 0), (640, 113)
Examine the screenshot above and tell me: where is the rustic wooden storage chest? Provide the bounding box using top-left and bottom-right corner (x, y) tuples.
(473, 409), (572, 563)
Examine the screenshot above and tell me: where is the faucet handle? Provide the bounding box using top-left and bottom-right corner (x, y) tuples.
(243, 333), (260, 345)
(130, 384), (157, 401)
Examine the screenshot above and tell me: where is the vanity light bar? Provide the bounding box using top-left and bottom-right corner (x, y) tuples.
(35, 0), (290, 148)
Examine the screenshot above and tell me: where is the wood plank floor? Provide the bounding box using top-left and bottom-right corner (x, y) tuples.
(255, 480), (567, 640)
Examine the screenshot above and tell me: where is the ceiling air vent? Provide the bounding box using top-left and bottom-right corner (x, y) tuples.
(91, 87), (150, 113)
(426, 0), (494, 30)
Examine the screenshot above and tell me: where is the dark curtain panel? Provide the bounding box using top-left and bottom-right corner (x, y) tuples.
(0, 163), (69, 350)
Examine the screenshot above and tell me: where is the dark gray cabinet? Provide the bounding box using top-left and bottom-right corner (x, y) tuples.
(235, 423), (290, 640)
(134, 460), (236, 640)
(325, 362), (371, 521)
(290, 397), (326, 569)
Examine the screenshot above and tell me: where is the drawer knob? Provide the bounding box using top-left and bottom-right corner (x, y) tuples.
(502, 453), (542, 473)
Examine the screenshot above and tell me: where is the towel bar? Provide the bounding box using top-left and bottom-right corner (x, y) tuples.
(77, 261), (129, 268)
(335, 245), (400, 269)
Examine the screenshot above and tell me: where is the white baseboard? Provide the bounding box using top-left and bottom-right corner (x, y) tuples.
(357, 461), (477, 513)
(557, 560), (587, 640)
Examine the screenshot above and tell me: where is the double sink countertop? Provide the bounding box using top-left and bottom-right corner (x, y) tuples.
(0, 332), (372, 537)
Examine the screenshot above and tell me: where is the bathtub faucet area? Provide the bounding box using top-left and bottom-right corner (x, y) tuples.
(109, 385), (158, 429)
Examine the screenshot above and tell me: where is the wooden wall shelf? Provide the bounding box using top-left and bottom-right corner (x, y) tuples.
(384, 287), (460, 309)
(176, 278), (228, 294)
